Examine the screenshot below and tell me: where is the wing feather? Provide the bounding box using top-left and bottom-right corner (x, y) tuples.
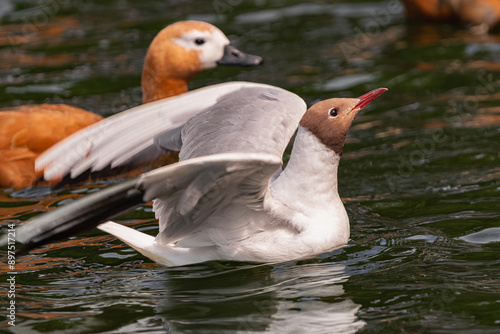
(180, 87), (306, 160)
(138, 153), (282, 245)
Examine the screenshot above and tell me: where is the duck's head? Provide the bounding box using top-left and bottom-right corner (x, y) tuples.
(142, 21), (262, 103)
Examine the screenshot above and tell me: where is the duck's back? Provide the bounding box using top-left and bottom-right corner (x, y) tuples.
(0, 104), (102, 188)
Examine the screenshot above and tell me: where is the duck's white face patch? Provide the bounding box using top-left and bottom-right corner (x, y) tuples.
(174, 28), (230, 69)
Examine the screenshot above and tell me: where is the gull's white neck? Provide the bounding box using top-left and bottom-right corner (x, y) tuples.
(268, 126), (346, 225)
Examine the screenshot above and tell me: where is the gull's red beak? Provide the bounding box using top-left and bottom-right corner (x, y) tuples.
(353, 88), (388, 110)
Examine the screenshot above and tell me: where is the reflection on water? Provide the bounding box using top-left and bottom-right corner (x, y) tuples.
(159, 262), (365, 333)
(459, 227), (500, 244)
(1, 0), (500, 333)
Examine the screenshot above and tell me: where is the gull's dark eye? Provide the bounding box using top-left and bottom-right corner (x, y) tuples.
(328, 107), (338, 117)
(195, 38), (206, 45)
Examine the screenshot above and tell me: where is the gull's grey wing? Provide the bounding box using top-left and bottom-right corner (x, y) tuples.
(139, 152), (283, 246)
(179, 86), (307, 161)
(1, 152), (281, 254)
(144, 86), (306, 245)
(35, 82), (281, 183)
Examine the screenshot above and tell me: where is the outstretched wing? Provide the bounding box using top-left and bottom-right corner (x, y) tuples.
(11, 82), (307, 254)
(36, 82), (291, 183)
(1, 152), (281, 254)
(138, 152), (283, 245)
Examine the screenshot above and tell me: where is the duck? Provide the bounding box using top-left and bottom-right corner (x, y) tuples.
(4, 82), (387, 266)
(0, 20), (262, 189)
(401, 0), (500, 32)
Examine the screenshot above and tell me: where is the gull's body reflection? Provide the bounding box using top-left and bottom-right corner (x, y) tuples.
(157, 259), (365, 333)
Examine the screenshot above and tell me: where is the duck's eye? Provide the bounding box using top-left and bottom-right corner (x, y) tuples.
(195, 38), (206, 45)
(328, 107), (338, 117)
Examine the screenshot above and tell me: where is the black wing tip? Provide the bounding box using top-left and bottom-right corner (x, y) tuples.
(13, 179), (146, 254)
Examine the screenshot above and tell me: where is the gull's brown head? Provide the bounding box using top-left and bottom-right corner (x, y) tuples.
(299, 88), (388, 155)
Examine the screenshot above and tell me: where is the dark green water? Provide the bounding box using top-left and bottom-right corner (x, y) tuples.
(1, 0), (499, 333)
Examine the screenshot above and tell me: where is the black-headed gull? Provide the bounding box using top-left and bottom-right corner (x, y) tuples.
(3, 82), (387, 266)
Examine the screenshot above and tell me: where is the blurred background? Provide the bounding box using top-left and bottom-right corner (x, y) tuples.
(0, 0), (499, 333)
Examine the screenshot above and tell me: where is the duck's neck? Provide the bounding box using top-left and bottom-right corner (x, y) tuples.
(270, 126), (343, 216)
(141, 70), (190, 104)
